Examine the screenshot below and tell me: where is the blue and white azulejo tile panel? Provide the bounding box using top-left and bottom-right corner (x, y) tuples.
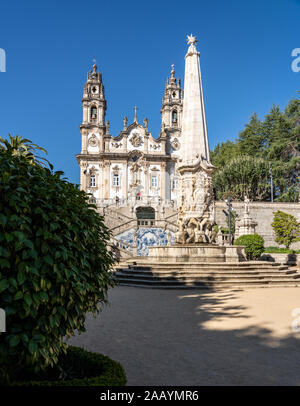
(116, 228), (175, 256)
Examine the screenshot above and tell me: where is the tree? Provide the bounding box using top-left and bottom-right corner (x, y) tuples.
(210, 140), (239, 168)
(211, 95), (300, 202)
(0, 134), (50, 167)
(0, 140), (115, 382)
(271, 211), (300, 249)
(237, 113), (265, 157)
(213, 155), (270, 201)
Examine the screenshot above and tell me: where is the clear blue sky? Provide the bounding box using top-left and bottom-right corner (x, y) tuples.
(0, 0), (299, 184)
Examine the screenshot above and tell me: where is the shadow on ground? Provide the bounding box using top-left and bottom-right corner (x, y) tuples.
(67, 286), (300, 386)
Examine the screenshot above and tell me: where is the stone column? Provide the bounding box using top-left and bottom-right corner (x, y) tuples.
(82, 130), (88, 154)
(160, 162), (166, 200)
(83, 103), (88, 124)
(81, 162), (87, 191)
(99, 163), (104, 198)
(121, 162), (127, 200)
(144, 164), (149, 198)
(104, 161), (110, 199)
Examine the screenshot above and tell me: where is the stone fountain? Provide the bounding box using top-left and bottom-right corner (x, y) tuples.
(147, 34), (245, 263)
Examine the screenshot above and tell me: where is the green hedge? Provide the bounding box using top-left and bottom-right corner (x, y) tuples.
(234, 234), (264, 260)
(3, 346), (126, 386)
(264, 246), (300, 254)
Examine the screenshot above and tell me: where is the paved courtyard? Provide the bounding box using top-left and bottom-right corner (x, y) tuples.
(68, 286), (300, 386)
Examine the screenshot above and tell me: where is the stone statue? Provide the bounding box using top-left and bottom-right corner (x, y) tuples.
(244, 195), (250, 215)
(210, 229), (217, 244)
(143, 118), (148, 131)
(123, 116), (128, 130)
(186, 225), (195, 244)
(204, 222), (213, 243)
(199, 215), (209, 232)
(195, 228), (204, 243)
(217, 229), (223, 246)
(175, 219), (186, 244)
(106, 120), (110, 134)
(164, 228), (172, 246)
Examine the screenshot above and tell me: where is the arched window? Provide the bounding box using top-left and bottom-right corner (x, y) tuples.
(90, 174), (96, 187)
(172, 110), (178, 126)
(113, 173), (120, 187)
(91, 106), (97, 120)
(151, 175), (158, 188)
(172, 178), (178, 190)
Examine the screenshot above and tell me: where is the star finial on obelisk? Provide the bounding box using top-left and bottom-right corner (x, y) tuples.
(187, 34), (197, 45)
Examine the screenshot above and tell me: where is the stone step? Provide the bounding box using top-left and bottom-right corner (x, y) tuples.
(115, 269), (298, 278)
(114, 272), (300, 282)
(115, 282), (300, 290)
(113, 260), (300, 289)
(116, 267), (291, 274)
(116, 264), (291, 271)
(125, 261), (288, 268)
(126, 258), (288, 268)
(114, 277), (300, 287)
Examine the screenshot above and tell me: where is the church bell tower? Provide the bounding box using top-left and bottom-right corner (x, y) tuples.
(160, 65), (183, 131)
(80, 63), (107, 155)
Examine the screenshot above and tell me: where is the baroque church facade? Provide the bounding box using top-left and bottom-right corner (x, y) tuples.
(75, 39), (300, 255)
(76, 63), (184, 208)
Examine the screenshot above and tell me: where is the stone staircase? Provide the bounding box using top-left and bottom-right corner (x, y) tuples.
(102, 205), (178, 237)
(102, 207), (135, 236)
(113, 260), (300, 289)
(99, 203), (178, 260)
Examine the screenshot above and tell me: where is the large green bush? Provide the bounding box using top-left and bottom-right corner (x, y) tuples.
(234, 234), (265, 260)
(5, 346), (126, 386)
(0, 147), (115, 381)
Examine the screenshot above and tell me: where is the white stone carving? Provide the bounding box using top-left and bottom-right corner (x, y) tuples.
(129, 132), (142, 147)
(88, 134), (98, 147)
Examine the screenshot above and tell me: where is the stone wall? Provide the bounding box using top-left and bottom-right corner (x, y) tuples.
(215, 201), (300, 249)
(260, 253), (300, 266)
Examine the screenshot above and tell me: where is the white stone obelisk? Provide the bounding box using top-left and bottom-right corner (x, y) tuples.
(180, 34), (210, 164)
(176, 34), (216, 245)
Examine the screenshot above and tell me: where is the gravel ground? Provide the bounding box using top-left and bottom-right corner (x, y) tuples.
(68, 286), (300, 386)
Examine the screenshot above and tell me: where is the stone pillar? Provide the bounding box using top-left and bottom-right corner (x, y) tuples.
(82, 130), (88, 153)
(99, 164), (104, 198)
(83, 103), (88, 124)
(124, 162), (128, 200)
(144, 165), (149, 197)
(104, 161), (110, 199)
(81, 163), (87, 191)
(160, 162), (166, 200)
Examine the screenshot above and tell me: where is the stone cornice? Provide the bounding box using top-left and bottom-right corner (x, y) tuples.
(214, 201), (300, 208)
(79, 124), (106, 131)
(76, 152), (176, 163)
